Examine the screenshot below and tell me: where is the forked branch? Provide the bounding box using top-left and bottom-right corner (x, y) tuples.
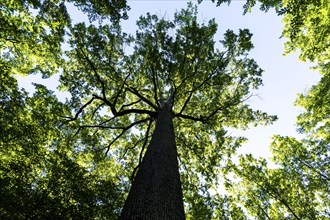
(65, 97), (95, 121)
(127, 87), (159, 111)
(105, 117), (150, 155)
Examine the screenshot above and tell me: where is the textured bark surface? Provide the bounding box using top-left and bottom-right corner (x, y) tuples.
(121, 105), (185, 220)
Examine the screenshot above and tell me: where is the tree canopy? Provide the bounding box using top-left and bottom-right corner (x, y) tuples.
(1, 0), (329, 219)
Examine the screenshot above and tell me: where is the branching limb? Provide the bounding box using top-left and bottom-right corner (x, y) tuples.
(66, 97), (95, 121)
(79, 49), (107, 100)
(105, 117), (150, 155)
(174, 113), (206, 123)
(127, 87), (159, 111)
(178, 90), (194, 115)
(118, 99), (142, 112)
(92, 94), (156, 118)
(176, 51), (229, 115)
(113, 73), (131, 109)
(92, 94), (117, 114)
(178, 64), (216, 115)
(175, 99), (238, 123)
(121, 138), (145, 160)
(80, 49), (130, 116)
(91, 103), (105, 119)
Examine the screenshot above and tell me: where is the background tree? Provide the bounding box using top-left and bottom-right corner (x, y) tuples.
(1, 0), (128, 218)
(215, 1), (330, 219)
(0, 71), (127, 219)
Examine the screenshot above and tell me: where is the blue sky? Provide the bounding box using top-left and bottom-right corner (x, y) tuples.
(17, 1), (321, 160)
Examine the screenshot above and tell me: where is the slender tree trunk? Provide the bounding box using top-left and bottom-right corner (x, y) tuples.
(121, 104), (185, 220)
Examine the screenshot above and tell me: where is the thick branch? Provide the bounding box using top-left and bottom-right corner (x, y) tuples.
(92, 94), (156, 118)
(92, 94), (117, 115)
(80, 49), (140, 117)
(202, 104), (227, 122)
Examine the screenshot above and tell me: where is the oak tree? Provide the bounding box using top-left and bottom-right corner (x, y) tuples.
(60, 3), (275, 219)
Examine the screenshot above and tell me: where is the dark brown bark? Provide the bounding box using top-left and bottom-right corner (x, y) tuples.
(121, 104), (185, 220)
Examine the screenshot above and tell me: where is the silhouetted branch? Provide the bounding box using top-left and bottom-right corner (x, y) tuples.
(66, 97), (95, 121)
(121, 138), (145, 160)
(92, 94), (116, 114)
(139, 119), (152, 163)
(178, 64), (219, 115)
(130, 119), (153, 182)
(119, 99), (142, 112)
(127, 87), (159, 111)
(130, 164), (140, 183)
(91, 103), (105, 119)
(297, 157), (329, 181)
(92, 94), (156, 118)
(174, 113), (206, 123)
(105, 118), (150, 155)
(79, 49), (108, 100)
(114, 73), (131, 108)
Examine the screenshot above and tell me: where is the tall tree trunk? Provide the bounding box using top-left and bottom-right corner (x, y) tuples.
(121, 104), (185, 220)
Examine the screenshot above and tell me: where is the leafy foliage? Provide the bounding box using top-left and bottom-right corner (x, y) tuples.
(0, 0), (128, 77)
(0, 72), (125, 218)
(199, 0), (283, 14)
(0, 0), (69, 76)
(281, 0), (330, 68)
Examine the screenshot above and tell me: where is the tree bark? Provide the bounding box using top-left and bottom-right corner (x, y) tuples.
(120, 104), (185, 220)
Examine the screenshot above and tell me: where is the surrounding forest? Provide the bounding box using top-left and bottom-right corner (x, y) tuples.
(1, 0), (329, 219)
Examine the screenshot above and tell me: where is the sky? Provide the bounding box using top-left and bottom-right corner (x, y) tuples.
(17, 1), (321, 161)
